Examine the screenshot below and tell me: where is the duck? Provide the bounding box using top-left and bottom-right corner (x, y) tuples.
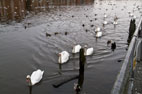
(111, 42), (116, 51)
(58, 51), (70, 64)
(54, 32), (59, 35)
(46, 32), (51, 37)
(26, 69), (44, 86)
(72, 45), (82, 54)
(84, 45), (94, 56)
(82, 24), (85, 27)
(91, 25), (94, 27)
(65, 32), (68, 35)
(107, 40), (112, 46)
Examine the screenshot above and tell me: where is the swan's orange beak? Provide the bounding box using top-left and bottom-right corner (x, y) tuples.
(26, 78), (30, 82)
(58, 53), (61, 56)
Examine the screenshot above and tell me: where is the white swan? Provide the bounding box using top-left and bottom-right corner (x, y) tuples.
(129, 13), (134, 17)
(84, 45), (94, 56)
(133, 15), (136, 19)
(113, 20), (118, 25)
(72, 45), (82, 54)
(96, 31), (102, 38)
(26, 69), (44, 86)
(58, 51), (70, 64)
(104, 13), (107, 18)
(103, 20), (108, 25)
(95, 27), (101, 32)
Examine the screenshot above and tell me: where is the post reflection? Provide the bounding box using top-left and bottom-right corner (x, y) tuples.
(0, 0), (94, 22)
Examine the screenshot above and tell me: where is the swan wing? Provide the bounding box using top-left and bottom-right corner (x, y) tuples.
(96, 32), (102, 38)
(61, 51), (70, 63)
(31, 69), (44, 85)
(86, 48), (93, 55)
(95, 27), (101, 32)
(113, 21), (118, 25)
(75, 45), (82, 53)
(72, 45), (81, 53)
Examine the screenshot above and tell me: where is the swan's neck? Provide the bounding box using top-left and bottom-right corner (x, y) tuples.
(27, 78), (32, 86)
(73, 46), (75, 53)
(84, 48), (87, 55)
(59, 54), (62, 64)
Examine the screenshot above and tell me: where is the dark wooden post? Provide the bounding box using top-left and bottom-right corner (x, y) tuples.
(78, 48), (86, 88)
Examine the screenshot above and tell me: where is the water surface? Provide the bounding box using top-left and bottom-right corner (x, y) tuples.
(0, 0), (142, 94)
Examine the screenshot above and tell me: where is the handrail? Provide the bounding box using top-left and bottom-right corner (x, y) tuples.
(111, 17), (142, 94)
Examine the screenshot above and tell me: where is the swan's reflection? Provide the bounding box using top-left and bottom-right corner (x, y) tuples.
(59, 63), (62, 75)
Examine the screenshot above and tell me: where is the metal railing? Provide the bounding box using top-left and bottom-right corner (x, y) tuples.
(111, 17), (142, 94)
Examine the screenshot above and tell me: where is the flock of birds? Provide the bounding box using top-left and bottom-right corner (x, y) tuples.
(45, 12), (119, 38)
(26, 42), (116, 88)
(26, 44), (94, 85)
(24, 1), (142, 93)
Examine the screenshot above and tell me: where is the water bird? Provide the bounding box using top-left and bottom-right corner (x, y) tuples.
(104, 13), (107, 18)
(58, 51), (70, 64)
(96, 31), (102, 38)
(82, 24), (85, 27)
(103, 20), (108, 25)
(46, 32), (51, 37)
(107, 40), (112, 46)
(111, 42), (116, 51)
(72, 15), (74, 18)
(129, 13), (134, 17)
(26, 69), (44, 86)
(27, 23), (31, 26)
(133, 15), (136, 19)
(113, 20), (118, 25)
(113, 16), (118, 25)
(90, 25), (94, 27)
(95, 27), (102, 37)
(72, 45), (82, 54)
(84, 45), (94, 56)
(65, 32), (68, 35)
(24, 26), (27, 29)
(95, 27), (101, 32)
(85, 29), (89, 32)
(74, 83), (81, 93)
(54, 32), (59, 35)
(95, 14), (97, 16)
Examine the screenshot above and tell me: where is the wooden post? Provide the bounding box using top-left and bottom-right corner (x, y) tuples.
(78, 48), (86, 88)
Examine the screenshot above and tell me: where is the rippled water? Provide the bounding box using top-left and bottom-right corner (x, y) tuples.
(0, 0), (142, 94)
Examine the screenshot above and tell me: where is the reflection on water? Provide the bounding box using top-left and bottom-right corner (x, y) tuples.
(0, 0), (142, 94)
(0, 0), (94, 22)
